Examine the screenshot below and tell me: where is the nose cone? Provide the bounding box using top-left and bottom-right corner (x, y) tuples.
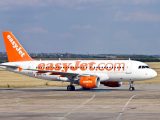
(145, 69), (157, 80)
(152, 70), (157, 78)
(150, 69), (157, 78)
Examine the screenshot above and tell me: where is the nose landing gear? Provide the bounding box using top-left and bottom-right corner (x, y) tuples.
(129, 81), (135, 91)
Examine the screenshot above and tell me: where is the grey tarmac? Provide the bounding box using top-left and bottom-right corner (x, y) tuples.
(0, 84), (160, 120)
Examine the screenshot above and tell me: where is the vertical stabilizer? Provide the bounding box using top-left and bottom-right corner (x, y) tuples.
(2, 31), (32, 62)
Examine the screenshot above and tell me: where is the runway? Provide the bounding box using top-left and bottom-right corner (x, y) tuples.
(0, 84), (160, 120)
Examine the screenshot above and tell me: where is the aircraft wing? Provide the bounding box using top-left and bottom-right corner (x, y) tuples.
(26, 68), (109, 82)
(26, 69), (80, 79)
(0, 64), (90, 79)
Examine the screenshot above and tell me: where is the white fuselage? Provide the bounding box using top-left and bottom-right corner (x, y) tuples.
(2, 60), (157, 83)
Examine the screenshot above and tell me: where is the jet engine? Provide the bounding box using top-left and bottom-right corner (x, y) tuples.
(101, 81), (122, 87)
(79, 76), (100, 89)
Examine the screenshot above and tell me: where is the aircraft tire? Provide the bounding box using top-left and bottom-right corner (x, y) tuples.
(67, 85), (75, 91)
(129, 87), (135, 91)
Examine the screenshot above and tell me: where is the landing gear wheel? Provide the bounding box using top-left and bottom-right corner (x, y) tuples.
(67, 85), (75, 91)
(129, 87), (135, 91)
(129, 81), (135, 91)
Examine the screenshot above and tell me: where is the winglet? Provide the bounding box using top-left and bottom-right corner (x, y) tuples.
(2, 31), (32, 62)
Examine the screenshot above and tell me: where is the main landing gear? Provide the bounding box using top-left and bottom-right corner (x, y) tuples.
(67, 84), (75, 91)
(129, 81), (135, 91)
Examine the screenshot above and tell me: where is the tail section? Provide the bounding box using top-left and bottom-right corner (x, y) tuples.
(2, 31), (32, 62)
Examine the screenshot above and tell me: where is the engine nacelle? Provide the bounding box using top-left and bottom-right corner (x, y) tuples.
(101, 81), (122, 87)
(79, 76), (100, 89)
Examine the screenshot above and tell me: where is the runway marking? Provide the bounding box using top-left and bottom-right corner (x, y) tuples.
(62, 94), (95, 120)
(116, 94), (136, 120)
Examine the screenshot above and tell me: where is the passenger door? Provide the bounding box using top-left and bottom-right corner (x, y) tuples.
(126, 61), (132, 74)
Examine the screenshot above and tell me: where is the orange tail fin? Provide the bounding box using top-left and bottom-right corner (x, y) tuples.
(2, 31), (32, 62)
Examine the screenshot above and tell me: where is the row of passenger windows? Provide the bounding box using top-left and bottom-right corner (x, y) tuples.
(36, 66), (125, 69)
(138, 66), (149, 69)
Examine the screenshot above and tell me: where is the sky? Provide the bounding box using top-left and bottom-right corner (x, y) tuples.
(0, 0), (160, 55)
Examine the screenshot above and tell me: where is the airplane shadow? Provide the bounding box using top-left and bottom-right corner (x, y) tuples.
(0, 87), (143, 92)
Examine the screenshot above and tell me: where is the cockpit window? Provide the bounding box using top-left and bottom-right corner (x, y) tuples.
(142, 66), (145, 69)
(138, 65), (149, 69)
(138, 66), (142, 69)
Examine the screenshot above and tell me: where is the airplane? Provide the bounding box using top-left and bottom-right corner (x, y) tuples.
(0, 31), (157, 91)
